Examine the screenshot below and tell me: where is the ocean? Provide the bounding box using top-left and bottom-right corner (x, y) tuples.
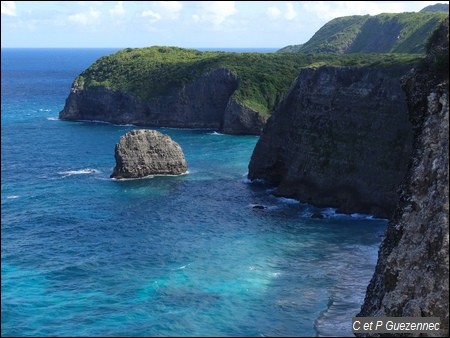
(1, 48), (386, 337)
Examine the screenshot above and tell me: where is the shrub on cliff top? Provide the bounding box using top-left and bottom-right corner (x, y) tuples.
(75, 46), (422, 117)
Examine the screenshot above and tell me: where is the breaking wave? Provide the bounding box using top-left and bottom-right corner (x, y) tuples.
(58, 168), (101, 177)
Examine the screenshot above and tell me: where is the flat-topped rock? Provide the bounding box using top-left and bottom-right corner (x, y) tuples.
(110, 129), (187, 179)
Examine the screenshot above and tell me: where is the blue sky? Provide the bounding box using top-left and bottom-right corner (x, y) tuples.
(1, 1), (448, 48)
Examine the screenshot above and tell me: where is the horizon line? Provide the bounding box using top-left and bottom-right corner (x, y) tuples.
(1, 46), (282, 49)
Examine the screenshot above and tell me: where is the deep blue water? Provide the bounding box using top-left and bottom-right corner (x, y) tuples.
(1, 48), (386, 337)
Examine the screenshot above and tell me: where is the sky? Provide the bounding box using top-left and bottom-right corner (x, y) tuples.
(1, 1), (449, 48)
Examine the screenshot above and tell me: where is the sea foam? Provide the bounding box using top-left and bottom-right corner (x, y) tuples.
(58, 168), (101, 177)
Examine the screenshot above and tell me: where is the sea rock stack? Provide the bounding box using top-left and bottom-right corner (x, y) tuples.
(110, 129), (187, 179)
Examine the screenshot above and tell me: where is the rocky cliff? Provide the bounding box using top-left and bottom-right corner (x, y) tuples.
(60, 47), (421, 136)
(357, 18), (449, 336)
(60, 68), (265, 135)
(248, 64), (415, 218)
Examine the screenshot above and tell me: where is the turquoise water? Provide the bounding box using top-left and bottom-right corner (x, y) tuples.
(1, 48), (386, 337)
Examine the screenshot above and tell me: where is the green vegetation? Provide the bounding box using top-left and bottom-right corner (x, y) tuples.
(420, 3), (449, 12)
(277, 44), (304, 53)
(277, 11), (448, 54)
(425, 18), (449, 77)
(297, 15), (370, 54)
(76, 46), (422, 116)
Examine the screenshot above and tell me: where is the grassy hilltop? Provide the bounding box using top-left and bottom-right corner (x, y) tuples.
(74, 47), (421, 116)
(278, 11), (448, 54)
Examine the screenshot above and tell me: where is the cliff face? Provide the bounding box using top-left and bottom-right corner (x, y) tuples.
(248, 65), (414, 218)
(222, 98), (268, 135)
(60, 68), (265, 135)
(358, 18), (449, 336)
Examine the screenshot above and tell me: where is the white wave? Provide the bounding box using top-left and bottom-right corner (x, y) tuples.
(111, 175), (154, 181)
(276, 197), (300, 205)
(321, 207), (337, 216)
(6, 195), (20, 199)
(78, 119), (136, 127)
(46, 117), (59, 121)
(315, 209), (387, 221)
(239, 173), (268, 185)
(58, 168), (101, 177)
(162, 126), (216, 131)
(350, 213), (388, 221)
(317, 208), (387, 221)
(111, 123), (135, 127)
(209, 131), (224, 135)
(172, 264), (189, 270)
(300, 211), (314, 218)
(111, 170), (188, 181)
(39, 108), (52, 112)
(321, 208), (352, 219)
(351, 213), (375, 220)
(241, 173), (252, 184)
(246, 178), (267, 185)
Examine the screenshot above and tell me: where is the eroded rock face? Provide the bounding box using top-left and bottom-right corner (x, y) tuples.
(358, 18), (449, 337)
(222, 98), (267, 135)
(60, 68), (264, 135)
(110, 130), (187, 179)
(248, 64), (414, 218)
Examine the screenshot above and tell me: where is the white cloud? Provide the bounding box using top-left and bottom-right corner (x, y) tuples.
(266, 6), (281, 20)
(192, 1), (237, 26)
(142, 10), (161, 23)
(75, 1), (103, 6)
(158, 1), (182, 19)
(298, 1), (416, 21)
(110, 1), (125, 16)
(68, 7), (100, 25)
(1, 1), (16, 16)
(284, 2), (297, 20)
(140, 1), (183, 23)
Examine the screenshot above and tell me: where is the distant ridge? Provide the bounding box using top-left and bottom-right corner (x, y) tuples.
(420, 3), (449, 12)
(278, 8), (448, 54)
